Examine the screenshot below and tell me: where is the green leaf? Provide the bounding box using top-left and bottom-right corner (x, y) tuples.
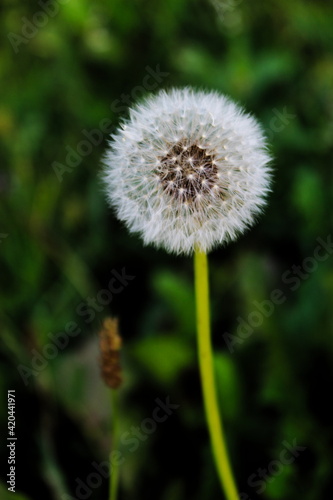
(131, 334), (194, 386)
(152, 271), (196, 337)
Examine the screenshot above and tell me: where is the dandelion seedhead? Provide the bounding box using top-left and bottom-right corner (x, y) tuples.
(103, 88), (271, 255)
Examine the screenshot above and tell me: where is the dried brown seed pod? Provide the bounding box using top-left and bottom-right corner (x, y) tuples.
(98, 317), (122, 389)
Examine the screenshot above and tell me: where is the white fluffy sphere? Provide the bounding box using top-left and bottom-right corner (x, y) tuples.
(103, 88), (272, 255)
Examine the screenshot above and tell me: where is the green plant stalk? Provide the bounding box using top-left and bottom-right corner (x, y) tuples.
(110, 389), (120, 500)
(194, 249), (238, 500)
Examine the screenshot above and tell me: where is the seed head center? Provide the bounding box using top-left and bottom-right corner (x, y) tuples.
(157, 142), (219, 202)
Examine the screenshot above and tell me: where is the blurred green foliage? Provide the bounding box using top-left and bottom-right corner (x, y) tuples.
(1, 0), (333, 499)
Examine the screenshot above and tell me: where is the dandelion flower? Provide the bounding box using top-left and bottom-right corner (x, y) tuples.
(103, 88), (271, 255)
(102, 88), (273, 499)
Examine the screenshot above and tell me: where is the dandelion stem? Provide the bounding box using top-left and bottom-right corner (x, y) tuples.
(110, 389), (120, 500)
(194, 249), (238, 500)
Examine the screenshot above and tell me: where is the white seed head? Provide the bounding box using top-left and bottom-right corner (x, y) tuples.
(103, 88), (272, 255)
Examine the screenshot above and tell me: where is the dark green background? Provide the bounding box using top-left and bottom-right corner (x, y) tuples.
(1, 0), (333, 499)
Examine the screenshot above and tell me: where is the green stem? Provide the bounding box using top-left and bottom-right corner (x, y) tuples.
(194, 249), (238, 500)
(110, 389), (120, 500)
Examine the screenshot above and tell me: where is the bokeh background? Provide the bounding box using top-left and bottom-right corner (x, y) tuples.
(1, 0), (333, 499)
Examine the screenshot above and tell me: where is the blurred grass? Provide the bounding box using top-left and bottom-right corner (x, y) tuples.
(1, 0), (333, 499)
